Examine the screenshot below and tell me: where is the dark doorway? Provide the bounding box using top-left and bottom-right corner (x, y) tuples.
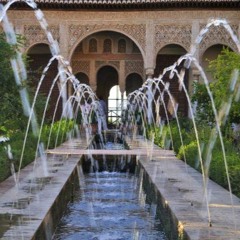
(27, 43), (62, 121)
(97, 66), (119, 125)
(75, 72), (89, 86)
(154, 45), (189, 118)
(126, 73), (143, 96)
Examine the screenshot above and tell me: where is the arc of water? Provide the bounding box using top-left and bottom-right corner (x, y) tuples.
(154, 77), (188, 167)
(190, 18), (240, 56)
(175, 54), (239, 227)
(0, 4), (39, 137)
(164, 64), (212, 225)
(189, 57), (239, 229)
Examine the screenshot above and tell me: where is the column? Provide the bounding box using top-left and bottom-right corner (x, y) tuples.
(119, 60), (125, 94)
(89, 60), (97, 93)
(145, 20), (155, 79)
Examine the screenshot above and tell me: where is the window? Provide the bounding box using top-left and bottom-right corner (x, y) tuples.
(103, 39), (112, 53)
(118, 39), (126, 53)
(89, 38), (97, 52)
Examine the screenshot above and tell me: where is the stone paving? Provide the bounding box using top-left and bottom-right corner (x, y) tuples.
(0, 139), (87, 240)
(127, 136), (240, 240)
(0, 136), (240, 239)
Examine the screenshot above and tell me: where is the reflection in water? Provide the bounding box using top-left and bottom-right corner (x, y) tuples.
(53, 171), (167, 240)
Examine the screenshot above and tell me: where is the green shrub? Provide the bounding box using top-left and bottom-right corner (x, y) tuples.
(0, 119), (75, 183)
(177, 141), (200, 169)
(228, 164), (240, 198)
(0, 146), (11, 182)
(41, 119), (75, 149)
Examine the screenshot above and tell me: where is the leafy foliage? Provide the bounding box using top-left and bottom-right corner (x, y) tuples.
(191, 48), (240, 125)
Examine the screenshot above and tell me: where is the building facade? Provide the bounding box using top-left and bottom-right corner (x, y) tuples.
(2, 0), (240, 118)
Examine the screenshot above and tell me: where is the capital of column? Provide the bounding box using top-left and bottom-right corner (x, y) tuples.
(145, 68), (154, 78)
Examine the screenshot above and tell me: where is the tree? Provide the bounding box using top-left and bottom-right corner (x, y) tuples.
(208, 48), (240, 124)
(192, 48), (240, 126)
(0, 34), (46, 135)
(0, 33), (26, 133)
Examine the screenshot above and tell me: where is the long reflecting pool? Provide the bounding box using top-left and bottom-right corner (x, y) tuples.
(53, 168), (167, 240)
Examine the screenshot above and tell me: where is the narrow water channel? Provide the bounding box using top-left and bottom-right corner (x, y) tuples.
(53, 169), (167, 240)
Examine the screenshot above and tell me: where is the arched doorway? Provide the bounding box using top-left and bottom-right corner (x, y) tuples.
(125, 73), (143, 96)
(97, 66), (118, 124)
(27, 43), (61, 120)
(108, 85), (127, 124)
(202, 44), (232, 82)
(70, 30), (144, 94)
(154, 44), (188, 118)
(75, 72), (89, 85)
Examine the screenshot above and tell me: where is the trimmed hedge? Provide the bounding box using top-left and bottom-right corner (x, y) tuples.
(149, 121), (240, 198)
(0, 119), (75, 182)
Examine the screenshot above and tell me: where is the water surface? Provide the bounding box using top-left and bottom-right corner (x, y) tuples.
(53, 171), (167, 240)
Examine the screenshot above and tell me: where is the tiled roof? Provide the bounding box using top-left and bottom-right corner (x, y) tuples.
(1, 0), (239, 9)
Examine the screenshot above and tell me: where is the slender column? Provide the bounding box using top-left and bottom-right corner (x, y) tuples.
(58, 22), (70, 117)
(89, 60), (96, 93)
(119, 60), (125, 94)
(59, 22), (69, 60)
(145, 20), (155, 78)
(191, 20), (200, 61)
(188, 21), (201, 118)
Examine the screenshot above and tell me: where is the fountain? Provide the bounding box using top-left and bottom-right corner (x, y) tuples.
(0, 1), (240, 239)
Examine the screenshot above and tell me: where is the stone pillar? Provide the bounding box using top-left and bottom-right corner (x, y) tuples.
(188, 21), (201, 118)
(191, 20), (200, 61)
(60, 22), (69, 61)
(60, 22), (73, 101)
(145, 20), (155, 79)
(119, 60), (125, 94)
(89, 60), (96, 93)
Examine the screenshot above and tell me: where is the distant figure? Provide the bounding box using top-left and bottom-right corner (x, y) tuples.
(98, 96), (108, 130)
(99, 96), (107, 115)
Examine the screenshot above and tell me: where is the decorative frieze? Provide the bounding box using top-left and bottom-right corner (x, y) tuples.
(199, 24), (239, 56)
(68, 24), (146, 54)
(125, 60), (144, 78)
(95, 61), (120, 71)
(155, 24), (192, 52)
(72, 60), (90, 75)
(23, 25), (59, 48)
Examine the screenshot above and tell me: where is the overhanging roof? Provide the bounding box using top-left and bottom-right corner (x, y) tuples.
(1, 0), (239, 10)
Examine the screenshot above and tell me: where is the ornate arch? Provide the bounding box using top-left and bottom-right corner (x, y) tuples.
(154, 24), (191, 60)
(125, 61), (144, 79)
(95, 61), (119, 75)
(154, 43), (188, 71)
(68, 24), (146, 61)
(72, 60), (90, 76)
(199, 24), (239, 59)
(23, 25), (59, 51)
(25, 42), (50, 54)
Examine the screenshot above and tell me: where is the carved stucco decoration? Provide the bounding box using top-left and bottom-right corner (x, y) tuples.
(155, 24), (192, 52)
(24, 25), (59, 48)
(125, 61), (144, 79)
(95, 61), (120, 71)
(72, 60), (90, 75)
(68, 24), (146, 54)
(199, 24), (239, 57)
